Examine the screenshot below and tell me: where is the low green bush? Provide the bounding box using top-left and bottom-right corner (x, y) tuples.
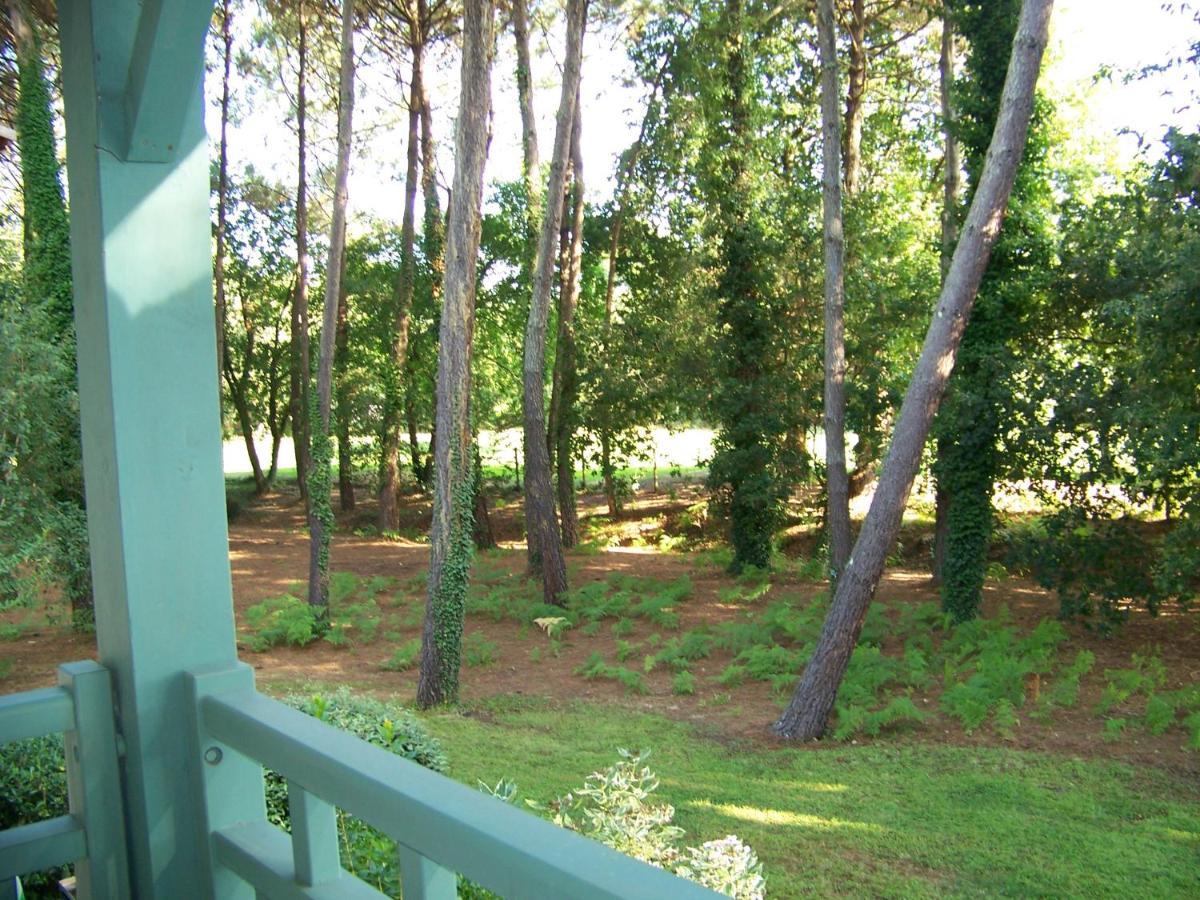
(536, 750), (764, 899)
(268, 690), (447, 895)
(0, 735), (69, 893)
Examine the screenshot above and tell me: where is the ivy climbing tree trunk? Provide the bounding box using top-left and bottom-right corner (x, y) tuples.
(550, 100), (584, 548)
(9, 0), (91, 625)
(937, 0), (1051, 623)
(772, 0), (1053, 741)
(818, 0), (852, 578)
(290, 1), (313, 506)
(417, 0), (495, 708)
(307, 0), (356, 614)
(379, 35), (425, 532)
(334, 262), (355, 511)
(521, 0), (587, 604)
(707, 0), (789, 574)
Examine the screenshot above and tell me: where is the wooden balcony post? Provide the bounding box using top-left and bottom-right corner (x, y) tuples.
(58, 1), (261, 894)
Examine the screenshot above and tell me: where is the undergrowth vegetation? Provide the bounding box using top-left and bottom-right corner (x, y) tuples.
(237, 551), (1200, 752)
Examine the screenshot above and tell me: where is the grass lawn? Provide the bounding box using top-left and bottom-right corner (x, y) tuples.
(418, 696), (1199, 899)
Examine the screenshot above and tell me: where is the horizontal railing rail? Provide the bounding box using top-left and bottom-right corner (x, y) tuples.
(0, 661), (129, 900)
(192, 674), (723, 900)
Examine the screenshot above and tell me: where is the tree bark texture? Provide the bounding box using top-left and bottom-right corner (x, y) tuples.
(512, 0), (542, 231)
(418, 0), (495, 708)
(472, 443), (497, 550)
(819, 0), (852, 578)
(289, 3), (313, 504)
(512, 0), (545, 557)
(842, 0), (866, 196)
(307, 0), (356, 612)
(931, 2), (961, 585)
(334, 263), (355, 511)
(521, 0), (587, 604)
(379, 40), (425, 532)
(551, 101), (584, 548)
(772, 0), (1053, 741)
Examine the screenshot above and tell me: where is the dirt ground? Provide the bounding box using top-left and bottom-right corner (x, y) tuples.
(4, 482), (1198, 778)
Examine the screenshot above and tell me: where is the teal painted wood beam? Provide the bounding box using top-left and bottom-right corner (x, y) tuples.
(124, 0), (216, 161)
(59, 0), (257, 894)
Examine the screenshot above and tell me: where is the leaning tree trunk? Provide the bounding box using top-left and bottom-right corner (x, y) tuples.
(772, 0), (1053, 741)
(932, 2), (961, 586)
(290, 2), (313, 505)
(379, 41), (425, 531)
(307, 0), (355, 614)
(818, 0), (851, 578)
(521, 0), (587, 605)
(550, 101), (584, 548)
(417, 0), (495, 708)
(214, 0), (233, 385)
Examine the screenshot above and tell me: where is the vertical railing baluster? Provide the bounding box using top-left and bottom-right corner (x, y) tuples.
(287, 782), (340, 886)
(399, 846), (457, 900)
(59, 661), (129, 899)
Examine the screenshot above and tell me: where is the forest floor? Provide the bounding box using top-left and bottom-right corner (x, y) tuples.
(3, 480), (1199, 896)
(5, 478), (1196, 774)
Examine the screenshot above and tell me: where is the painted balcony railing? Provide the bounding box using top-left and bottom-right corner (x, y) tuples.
(0, 662), (129, 899)
(3, 660), (726, 899)
(190, 665), (723, 899)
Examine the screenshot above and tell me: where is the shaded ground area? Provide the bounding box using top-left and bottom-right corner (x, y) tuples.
(5, 481), (1197, 779)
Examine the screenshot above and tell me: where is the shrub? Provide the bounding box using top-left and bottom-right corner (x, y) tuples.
(541, 750), (764, 898)
(0, 735), (69, 892)
(676, 835), (767, 900)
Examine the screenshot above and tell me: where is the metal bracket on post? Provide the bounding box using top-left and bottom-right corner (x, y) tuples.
(187, 664), (265, 900)
(58, 662), (130, 900)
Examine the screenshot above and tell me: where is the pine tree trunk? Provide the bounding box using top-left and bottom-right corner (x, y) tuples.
(334, 263), (355, 511)
(521, 0), (587, 604)
(551, 101), (584, 548)
(405, 386), (423, 480)
(229, 369), (268, 496)
(417, 0), (495, 708)
(842, 0), (866, 197)
(472, 443), (497, 550)
(307, 0), (356, 614)
(772, 0), (1053, 741)
(379, 41), (425, 531)
(290, 3), (313, 504)
(512, 0), (544, 562)
(818, 0), (852, 578)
